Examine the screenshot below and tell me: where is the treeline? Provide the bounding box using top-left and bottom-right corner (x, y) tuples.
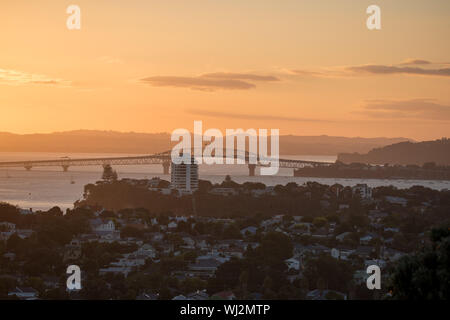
(76, 179), (362, 218)
(294, 161), (450, 180)
(75, 178), (450, 220)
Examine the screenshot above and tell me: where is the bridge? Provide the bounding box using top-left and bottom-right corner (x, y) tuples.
(0, 150), (333, 176)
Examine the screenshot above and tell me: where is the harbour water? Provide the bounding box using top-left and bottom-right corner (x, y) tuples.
(0, 152), (448, 211)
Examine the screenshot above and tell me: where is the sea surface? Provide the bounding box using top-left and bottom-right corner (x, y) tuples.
(0, 152), (448, 211)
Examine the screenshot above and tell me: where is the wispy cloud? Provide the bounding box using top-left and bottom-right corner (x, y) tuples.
(399, 59), (432, 66)
(200, 72), (279, 82)
(346, 65), (450, 77)
(0, 68), (70, 86)
(358, 98), (450, 121)
(140, 72), (280, 91)
(292, 59), (450, 78)
(186, 108), (333, 122)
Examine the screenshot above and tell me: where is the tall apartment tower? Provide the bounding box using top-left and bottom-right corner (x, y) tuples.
(170, 156), (199, 192)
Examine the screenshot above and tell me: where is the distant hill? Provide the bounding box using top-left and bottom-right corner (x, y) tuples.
(0, 130), (411, 155)
(338, 138), (450, 165)
(278, 135), (411, 156)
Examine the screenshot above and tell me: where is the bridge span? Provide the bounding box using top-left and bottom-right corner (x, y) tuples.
(0, 150), (333, 176)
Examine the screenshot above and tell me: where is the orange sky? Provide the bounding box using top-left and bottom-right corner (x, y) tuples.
(0, 0), (449, 140)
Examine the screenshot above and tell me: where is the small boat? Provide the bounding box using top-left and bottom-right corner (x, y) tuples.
(70, 176), (76, 184)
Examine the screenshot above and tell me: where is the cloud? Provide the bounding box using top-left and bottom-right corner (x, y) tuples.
(399, 59), (432, 65)
(291, 59), (450, 78)
(200, 72), (279, 82)
(140, 72), (279, 91)
(0, 68), (70, 86)
(346, 65), (450, 77)
(186, 108), (333, 122)
(359, 99), (450, 121)
(289, 68), (346, 78)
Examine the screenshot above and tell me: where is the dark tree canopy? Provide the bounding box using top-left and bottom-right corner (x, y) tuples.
(389, 226), (450, 300)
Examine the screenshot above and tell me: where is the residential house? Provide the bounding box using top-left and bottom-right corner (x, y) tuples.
(336, 232), (352, 242)
(331, 246), (355, 261)
(360, 234), (373, 245)
(385, 196), (408, 207)
(355, 246), (375, 259)
(188, 258), (222, 278)
(99, 266), (132, 277)
(240, 226), (257, 236)
(285, 257), (301, 271)
(16, 229), (33, 239)
(8, 287), (39, 300)
(306, 289), (347, 300)
(135, 244), (157, 259)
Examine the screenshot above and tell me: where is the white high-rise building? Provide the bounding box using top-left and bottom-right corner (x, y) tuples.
(352, 184), (372, 199)
(171, 156), (199, 192)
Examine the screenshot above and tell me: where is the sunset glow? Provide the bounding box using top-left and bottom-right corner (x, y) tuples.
(1, 0), (449, 140)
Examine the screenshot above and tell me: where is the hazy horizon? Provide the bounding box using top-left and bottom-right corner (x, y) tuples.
(0, 128), (418, 140)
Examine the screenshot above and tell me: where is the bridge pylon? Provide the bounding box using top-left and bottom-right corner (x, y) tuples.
(248, 164), (256, 176)
(162, 161), (171, 175)
(62, 165), (70, 172)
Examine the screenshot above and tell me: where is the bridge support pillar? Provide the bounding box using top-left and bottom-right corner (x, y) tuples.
(162, 161), (171, 175)
(248, 164), (256, 177)
(62, 165), (69, 172)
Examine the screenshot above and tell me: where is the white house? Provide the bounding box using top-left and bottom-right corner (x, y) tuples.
(0, 222), (16, 241)
(168, 221), (178, 229)
(90, 218), (115, 233)
(331, 246), (355, 260)
(285, 257), (301, 271)
(352, 184), (372, 199)
(19, 209), (33, 215)
(385, 196), (408, 207)
(360, 234), (373, 245)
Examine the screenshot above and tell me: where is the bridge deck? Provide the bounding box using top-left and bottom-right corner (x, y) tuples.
(0, 152), (333, 169)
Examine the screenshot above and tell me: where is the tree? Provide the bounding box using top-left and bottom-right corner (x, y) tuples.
(209, 258), (244, 293)
(222, 224), (241, 239)
(121, 226), (144, 239)
(304, 254), (354, 292)
(389, 226), (450, 300)
(221, 175), (239, 188)
(313, 217), (328, 228)
(257, 232), (293, 264)
(0, 202), (20, 223)
(102, 164), (118, 182)
(45, 206), (63, 217)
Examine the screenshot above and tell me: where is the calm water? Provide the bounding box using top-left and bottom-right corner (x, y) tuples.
(0, 152), (448, 211)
